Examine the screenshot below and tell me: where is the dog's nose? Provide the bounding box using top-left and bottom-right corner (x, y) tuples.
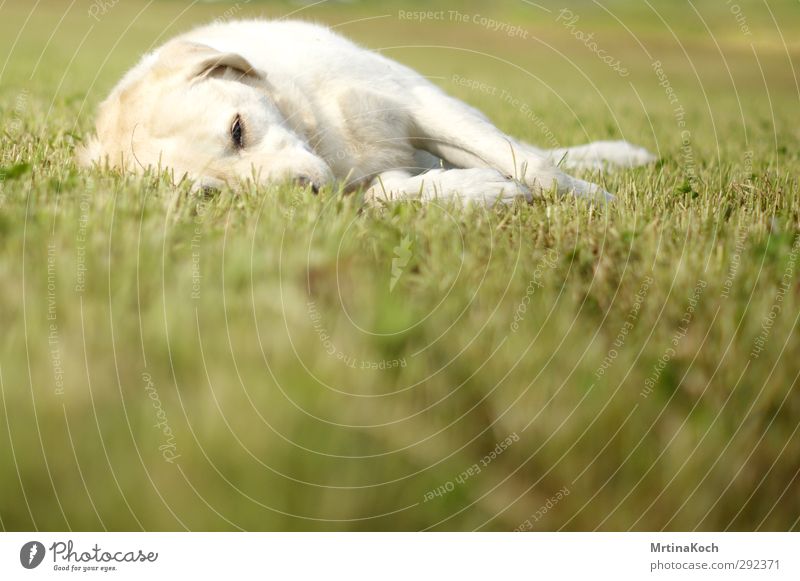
(294, 176), (320, 195)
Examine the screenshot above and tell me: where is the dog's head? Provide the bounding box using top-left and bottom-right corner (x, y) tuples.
(79, 41), (333, 191)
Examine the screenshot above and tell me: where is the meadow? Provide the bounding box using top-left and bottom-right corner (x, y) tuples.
(0, 0), (799, 531)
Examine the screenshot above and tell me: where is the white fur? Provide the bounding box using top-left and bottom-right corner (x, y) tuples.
(81, 19), (656, 204)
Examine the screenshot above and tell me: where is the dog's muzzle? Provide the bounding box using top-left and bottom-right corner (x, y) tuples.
(294, 176), (321, 194)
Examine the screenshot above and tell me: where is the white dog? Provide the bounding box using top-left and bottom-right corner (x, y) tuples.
(80, 19), (656, 204)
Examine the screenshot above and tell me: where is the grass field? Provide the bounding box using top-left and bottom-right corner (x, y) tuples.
(1, 0), (799, 531)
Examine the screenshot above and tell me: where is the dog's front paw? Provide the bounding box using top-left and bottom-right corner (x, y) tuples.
(455, 169), (532, 204)
(420, 169), (532, 205)
(366, 169), (532, 206)
(566, 176), (615, 204)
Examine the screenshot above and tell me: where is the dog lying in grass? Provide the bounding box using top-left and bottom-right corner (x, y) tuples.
(80, 19), (656, 204)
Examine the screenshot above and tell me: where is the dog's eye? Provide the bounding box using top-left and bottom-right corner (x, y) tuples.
(231, 114), (244, 149)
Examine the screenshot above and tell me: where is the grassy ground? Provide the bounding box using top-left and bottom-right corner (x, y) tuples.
(1, 0), (799, 531)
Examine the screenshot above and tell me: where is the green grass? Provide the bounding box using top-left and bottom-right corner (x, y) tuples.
(1, 0), (799, 531)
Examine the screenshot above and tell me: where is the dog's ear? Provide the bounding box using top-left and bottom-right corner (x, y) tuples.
(159, 41), (261, 82)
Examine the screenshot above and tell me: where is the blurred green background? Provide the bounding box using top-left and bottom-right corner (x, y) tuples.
(0, 0), (799, 531)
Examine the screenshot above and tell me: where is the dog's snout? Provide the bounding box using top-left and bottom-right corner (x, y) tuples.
(295, 176), (320, 195)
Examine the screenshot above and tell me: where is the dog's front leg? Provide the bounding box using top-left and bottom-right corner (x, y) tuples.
(408, 86), (612, 202)
(364, 169), (530, 205)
